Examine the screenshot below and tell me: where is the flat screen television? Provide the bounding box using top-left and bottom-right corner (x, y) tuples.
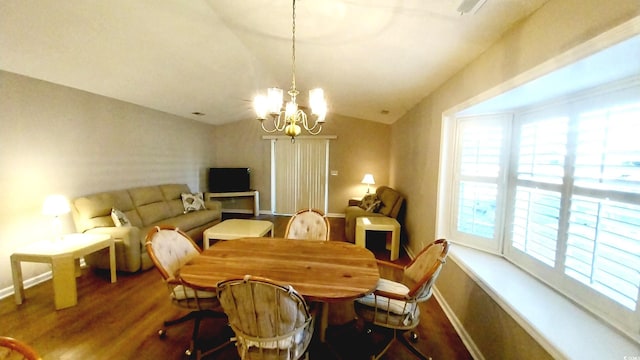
(208, 167), (251, 193)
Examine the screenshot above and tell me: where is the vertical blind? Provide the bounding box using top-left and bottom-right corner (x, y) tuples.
(272, 138), (329, 215)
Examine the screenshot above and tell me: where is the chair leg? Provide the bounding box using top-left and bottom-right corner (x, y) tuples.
(164, 311), (200, 327)
(159, 310), (230, 359)
(397, 331), (432, 360)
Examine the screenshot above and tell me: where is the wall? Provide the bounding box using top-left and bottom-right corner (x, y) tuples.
(211, 113), (391, 215)
(390, 0), (640, 358)
(438, 258), (553, 360)
(0, 71), (216, 290)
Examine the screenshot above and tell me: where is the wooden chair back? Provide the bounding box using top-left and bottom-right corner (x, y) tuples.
(217, 276), (314, 360)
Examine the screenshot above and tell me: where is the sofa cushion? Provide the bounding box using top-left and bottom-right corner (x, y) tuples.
(161, 184), (191, 201)
(73, 193), (116, 232)
(129, 186), (164, 206)
(137, 201), (171, 225)
(74, 193), (114, 218)
(156, 209), (220, 231)
(111, 190), (135, 211)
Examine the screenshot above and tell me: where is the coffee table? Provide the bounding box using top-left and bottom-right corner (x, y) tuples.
(202, 219), (274, 249)
(11, 233), (115, 310)
(355, 216), (401, 261)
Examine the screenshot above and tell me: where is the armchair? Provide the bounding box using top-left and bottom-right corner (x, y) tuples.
(354, 239), (449, 359)
(145, 226), (229, 359)
(217, 275), (315, 360)
(344, 186), (405, 243)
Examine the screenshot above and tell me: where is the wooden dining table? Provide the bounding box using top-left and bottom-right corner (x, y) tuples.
(178, 237), (380, 342)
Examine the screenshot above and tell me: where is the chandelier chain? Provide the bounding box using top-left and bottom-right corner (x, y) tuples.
(290, 0), (297, 98)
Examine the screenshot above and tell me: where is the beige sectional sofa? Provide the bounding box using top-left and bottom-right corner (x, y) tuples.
(344, 186), (405, 243)
(71, 184), (222, 273)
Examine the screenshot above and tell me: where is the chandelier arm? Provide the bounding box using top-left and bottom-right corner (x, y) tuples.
(260, 120), (279, 133)
(300, 112), (320, 132)
(306, 124), (323, 135)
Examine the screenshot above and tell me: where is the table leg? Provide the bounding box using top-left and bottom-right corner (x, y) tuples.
(355, 224), (366, 249)
(320, 302), (329, 343)
(51, 253), (77, 310)
(10, 255), (25, 305)
(109, 240), (117, 283)
(390, 227), (400, 261)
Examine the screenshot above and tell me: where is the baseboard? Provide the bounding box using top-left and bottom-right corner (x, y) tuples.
(433, 287), (485, 360)
(0, 270), (52, 300)
(221, 208), (253, 214)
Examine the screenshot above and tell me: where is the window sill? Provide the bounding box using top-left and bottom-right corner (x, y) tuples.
(449, 245), (639, 359)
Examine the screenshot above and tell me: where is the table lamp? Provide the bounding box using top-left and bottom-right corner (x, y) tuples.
(42, 194), (71, 240)
(361, 174), (375, 194)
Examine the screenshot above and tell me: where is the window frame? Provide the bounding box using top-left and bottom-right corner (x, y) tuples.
(447, 78), (640, 340)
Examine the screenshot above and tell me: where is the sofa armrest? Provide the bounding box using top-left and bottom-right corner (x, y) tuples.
(84, 226), (142, 272)
(204, 199), (222, 212)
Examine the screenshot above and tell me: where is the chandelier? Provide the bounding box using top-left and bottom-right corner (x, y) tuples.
(253, 0), (327, 142)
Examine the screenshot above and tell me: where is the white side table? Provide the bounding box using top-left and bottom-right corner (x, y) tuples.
(355, 217), (401, 261)
(11, 233), (115, 310)
(202, 219), (274, 249)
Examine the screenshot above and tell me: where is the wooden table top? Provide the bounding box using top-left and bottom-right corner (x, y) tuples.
(178, 237), (380, 302)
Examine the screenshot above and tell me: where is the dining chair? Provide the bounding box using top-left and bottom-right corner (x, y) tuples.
(145, 225), (230, 359)
(284, 208), (330, 241)
(0, 336), (42, 360)
(354, 238), (449, 360)
(216, 275), (315, 360)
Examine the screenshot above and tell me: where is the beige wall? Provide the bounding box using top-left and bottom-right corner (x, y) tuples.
(390, 0), (640, 358)
(0, 71), (216, 290)
(438, 258), (554, 360)
(211, 113), (391, 215)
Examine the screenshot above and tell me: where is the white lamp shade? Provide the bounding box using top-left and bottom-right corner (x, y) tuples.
(267, 87), (284, 114)
(42, 194), (71, 216)
(254, 94), (269, 119)
(361, 174), (375, 185)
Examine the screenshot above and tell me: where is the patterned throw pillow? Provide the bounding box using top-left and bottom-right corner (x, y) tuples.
(181, 192), (206, 213)
(359, 194), (382, 213)
(111, 208), (131, 227)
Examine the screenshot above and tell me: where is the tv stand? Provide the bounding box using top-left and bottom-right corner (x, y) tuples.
(206, 190), (259, 216)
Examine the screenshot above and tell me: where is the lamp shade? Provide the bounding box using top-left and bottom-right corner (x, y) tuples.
(361, 174), (375, 185)
(42, 194), (71, 216)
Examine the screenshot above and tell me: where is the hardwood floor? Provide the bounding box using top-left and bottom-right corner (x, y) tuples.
(1, 214), (473, 359)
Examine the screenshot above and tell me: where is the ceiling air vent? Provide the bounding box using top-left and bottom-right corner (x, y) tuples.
(457, 0), (487, 14)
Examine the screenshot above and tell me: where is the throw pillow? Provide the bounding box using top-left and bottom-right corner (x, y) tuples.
(359, 194), (381, 212)
(181, 192), (206, 213)
(111, 208), (131, 227)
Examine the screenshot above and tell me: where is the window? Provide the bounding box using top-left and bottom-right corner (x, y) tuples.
(449, 80), (640, 338)
(451, 116), (510, 252)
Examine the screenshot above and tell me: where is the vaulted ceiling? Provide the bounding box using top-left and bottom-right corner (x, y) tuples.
(0, 0), (549, 126)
